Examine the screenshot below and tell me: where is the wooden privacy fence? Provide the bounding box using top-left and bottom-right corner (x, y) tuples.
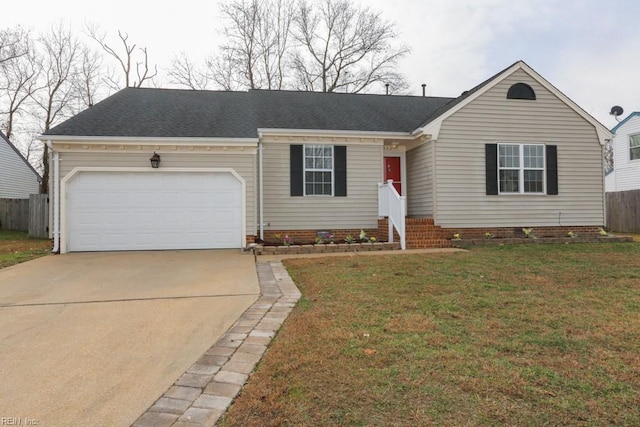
(606, 190), (640, 233)
(0, 195), (49, 238)
(29, 194), (49, 238)
(0, 198), (29, 231)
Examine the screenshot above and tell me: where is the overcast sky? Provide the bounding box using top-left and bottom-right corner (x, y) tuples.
(5, 0), (639, 129)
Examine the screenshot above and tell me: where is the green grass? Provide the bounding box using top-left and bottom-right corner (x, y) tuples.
(0, 229), (33, 241)
(0, 230), (50, 269)
(223, 243), (640, 426)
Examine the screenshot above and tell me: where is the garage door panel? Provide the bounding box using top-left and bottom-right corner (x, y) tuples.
(67, 171), (243, 252)
(105, 211), (128, 226)
(106, 190), (132, 203)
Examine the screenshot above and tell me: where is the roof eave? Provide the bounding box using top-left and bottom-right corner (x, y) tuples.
(39, 135), (259, 145)
(611, 112), (640, 134)
(257, 128), (414, 140)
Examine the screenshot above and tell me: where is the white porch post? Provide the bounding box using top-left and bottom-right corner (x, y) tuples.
(387, 179), (394, 243)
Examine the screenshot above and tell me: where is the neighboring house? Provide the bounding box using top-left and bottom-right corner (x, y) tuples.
(0, 131), (41, 199)
(42, 60), (611, 253)
(607, 112), (640, 191)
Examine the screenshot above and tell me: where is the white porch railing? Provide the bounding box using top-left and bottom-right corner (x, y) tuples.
(378, 179), (406, 250)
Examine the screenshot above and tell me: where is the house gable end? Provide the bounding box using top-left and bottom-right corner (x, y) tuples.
(415, 61), (612, 145)
(611, 112), (640, 135)
(0, 131), (41, 181)
(0, 131), (41, 198)
(430, 66), (605, 228)
(610, 113), (640, 191)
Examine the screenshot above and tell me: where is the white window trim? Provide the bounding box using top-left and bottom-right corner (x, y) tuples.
(498, 143), (546, 195)
(303, 144), (334, 196)
(629, 133), (640, 162)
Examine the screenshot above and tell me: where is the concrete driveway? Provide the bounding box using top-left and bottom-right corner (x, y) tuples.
(0, 250), (259, 426)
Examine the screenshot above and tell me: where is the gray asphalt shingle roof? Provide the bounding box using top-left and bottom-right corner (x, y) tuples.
(45, 89), (257, 138)
(44, 87), (456, 138)
(251, 90), (454, 133)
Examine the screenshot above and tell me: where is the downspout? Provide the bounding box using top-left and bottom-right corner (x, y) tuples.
(431, 139), (438, 224)
(602, 141), (608, 228)
(47, 140), (60, 253)
(258, 139), (264, 241)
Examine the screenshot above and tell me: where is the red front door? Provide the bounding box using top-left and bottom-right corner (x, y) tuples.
(384, 157), (402, 195)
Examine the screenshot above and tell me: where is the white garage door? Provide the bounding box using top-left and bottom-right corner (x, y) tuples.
(66, 171), (242, 252)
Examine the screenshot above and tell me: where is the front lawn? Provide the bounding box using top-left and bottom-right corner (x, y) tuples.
(223, 243), (640, 426)
(0, 230), (51, 269)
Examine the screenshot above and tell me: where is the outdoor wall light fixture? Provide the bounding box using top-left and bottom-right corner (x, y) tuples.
(149, 152), (161, 168)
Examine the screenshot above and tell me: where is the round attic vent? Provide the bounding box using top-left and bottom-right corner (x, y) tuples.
(507, 83), (536, 100)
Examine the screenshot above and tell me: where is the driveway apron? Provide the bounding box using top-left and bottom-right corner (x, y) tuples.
(0, 250), (259, 426)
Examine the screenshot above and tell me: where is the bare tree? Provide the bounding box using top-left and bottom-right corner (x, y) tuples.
(22, 134), (45, 169)
(167, 51), (211, 90)
(74, 44), (103, 107)
(209, 51), (239, 91)
(1, 24), (109, 177)
(198, 0), (407, 93)
(218, 0), (261, 89)
(604, 140), (614, 173)
(292, 0), (409, 93)
(0, 26), (30, 65)
(32, 22), (83, 193)
(204, 0), (294, 91)
(0, 33), (40, 140)
(256, 0), (294, 89)
(87, 26), (157, 89)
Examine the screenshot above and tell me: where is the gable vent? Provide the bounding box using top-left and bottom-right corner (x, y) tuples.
(507, 83), (536, 100)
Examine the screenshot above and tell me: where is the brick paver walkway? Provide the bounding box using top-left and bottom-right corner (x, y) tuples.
(133, 261), (301, 427)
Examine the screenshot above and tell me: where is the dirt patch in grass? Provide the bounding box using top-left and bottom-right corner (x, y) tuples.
(223, 243), (640, 426)
(615, 233), (640, 242)
(0, 230), (51, 269)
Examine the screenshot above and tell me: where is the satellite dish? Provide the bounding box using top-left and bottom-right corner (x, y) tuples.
(610, 105), (624, 117)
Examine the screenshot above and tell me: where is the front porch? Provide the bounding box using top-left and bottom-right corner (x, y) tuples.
(377, 178), (452, 249)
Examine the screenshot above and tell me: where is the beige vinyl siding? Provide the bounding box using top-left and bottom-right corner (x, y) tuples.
(612, 115), (640, 191)
(434, 69), (604, 227)
(406, 142), (433, 216)
(262, 141), (382, 229)
(58, 150), (257, 234)
(0, 139), (40, 198)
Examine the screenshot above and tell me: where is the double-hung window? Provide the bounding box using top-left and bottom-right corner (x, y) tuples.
(498, 143), (545, 194)
(630, 134), (640, 161)
(304, 145), (333, 196)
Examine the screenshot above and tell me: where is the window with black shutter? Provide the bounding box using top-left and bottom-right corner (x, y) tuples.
(486, 143), (558, 195)
(290, 144), (347, 197)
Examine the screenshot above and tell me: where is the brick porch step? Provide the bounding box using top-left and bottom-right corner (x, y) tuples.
(378, 217), (452, 249)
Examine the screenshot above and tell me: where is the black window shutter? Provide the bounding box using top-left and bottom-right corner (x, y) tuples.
(334, 145), (347, 197)
(546, 145), (558, 195)
(290, 145), (303, 196)
(485, 144), (498, 195)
